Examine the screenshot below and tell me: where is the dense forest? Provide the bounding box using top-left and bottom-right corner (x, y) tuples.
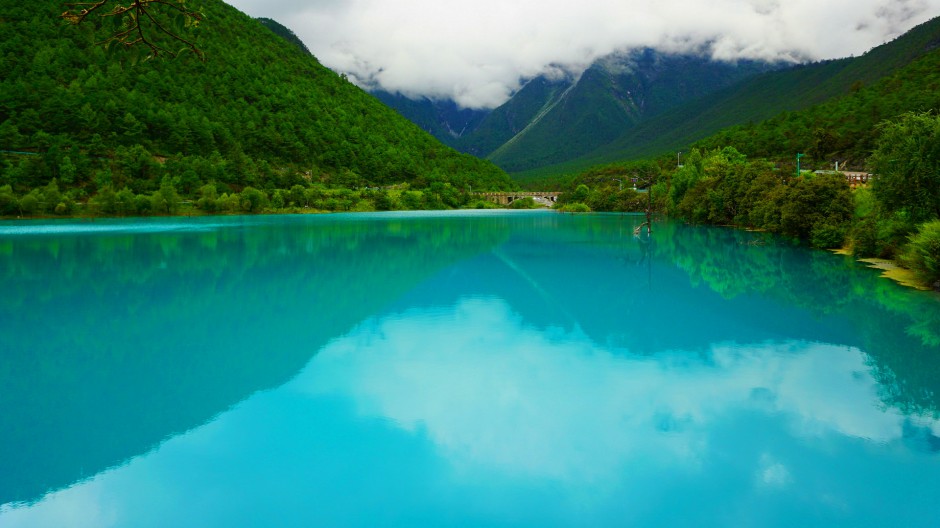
(0, 0), (514, 216)
(526, 17), (940, 288)
(549, 109), (940, 288)
(517, 15), (940, 180)
(694, 48), (940, 164)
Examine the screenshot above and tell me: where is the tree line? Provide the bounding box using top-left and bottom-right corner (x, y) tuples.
(0, 1), (513, 209)
(552, 111), (940, 288)
(0, 177), (517, 217)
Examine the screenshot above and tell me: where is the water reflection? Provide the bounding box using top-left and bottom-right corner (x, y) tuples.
(0, 212), (509, 505)
(3, 297), (939, 527)
(2, 212), (940, 526)
(305, 299), (914, 476)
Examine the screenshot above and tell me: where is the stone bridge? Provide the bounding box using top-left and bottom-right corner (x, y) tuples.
(475, 191), (561, 206)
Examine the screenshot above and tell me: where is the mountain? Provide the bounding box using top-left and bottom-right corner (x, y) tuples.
(456, 74), (578, 159)
(478, 50), (778, 172)
(377, 49), (777, 174)
(0, 2), (513, 201)
(257, 17), (312, 56)
(544, 15), (940, 176)
(371, 91), (490, 148)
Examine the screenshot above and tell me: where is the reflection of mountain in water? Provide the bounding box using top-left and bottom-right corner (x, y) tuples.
(2, 212), (939, 507)
(0, 214), (508, 505)
(391, 214), (940, 417)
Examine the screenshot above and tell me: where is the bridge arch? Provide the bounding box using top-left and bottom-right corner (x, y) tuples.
(475, 192), (560, 206)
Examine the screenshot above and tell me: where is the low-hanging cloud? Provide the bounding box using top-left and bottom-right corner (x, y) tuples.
(228, 0), (940, 108)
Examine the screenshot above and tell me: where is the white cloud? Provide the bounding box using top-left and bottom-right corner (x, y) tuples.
(5, 297), (938, 525)
(227, 0), (940, 108)
(0, 482), (118, 528)
(757, 453), (792, 487)
(296, 297), (928, 485)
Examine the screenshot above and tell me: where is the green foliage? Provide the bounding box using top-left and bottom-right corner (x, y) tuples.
(870, 112), (940, 224)
(902, 220), (940, 286)
(196, 182), (218, 212)
(60, 0), (205, 61)
(556, 184), (591, 207)
(558, 202), (591, 213)
(467, 199), (501, 209)
(257, 18), (311, 56)
(239, 186), (267, 213)
(150, 176), (180, 214)
(522, 16), (940, 177)
(0, 184), (16, 214)
(779, 173), (853, 246)
(657, 147), (854, 247)
(508, 197), (540, 209)
(454, 50), (775, 173)
(0, 0), (513, 214)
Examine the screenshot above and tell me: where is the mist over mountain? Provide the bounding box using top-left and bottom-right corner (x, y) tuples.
(378, 49), (780, 172)
(369, 92), (490, 149)
(228, 0), (940, 112)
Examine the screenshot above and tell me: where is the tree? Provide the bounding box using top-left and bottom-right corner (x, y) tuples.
(196, 182), (218, 212)
(150, 176), (180, 214)
(240, 186), (267, 213)
(903, 220), (940, 287)
(870, 112), (940, 224)
(779, 173), (853, 247)
(0, 185), (18, 215)
(61, 0), (205, 60)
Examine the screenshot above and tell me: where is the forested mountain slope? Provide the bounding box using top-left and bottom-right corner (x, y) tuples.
(375, 49), (776, 174)
(692, 43), (940, 164)
(370, 91), (490, 149)
(562, 15), (940, 172)
(478, 50), (776, 173)
(0, 1), (512, 199)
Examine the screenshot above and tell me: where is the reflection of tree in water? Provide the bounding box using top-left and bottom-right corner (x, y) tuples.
(902, 419), (940, 453)
(0, 215), (509, 505)
(658, 221), (940, 418)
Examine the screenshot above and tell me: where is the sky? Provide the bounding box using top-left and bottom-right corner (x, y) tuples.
(226, 0), (940, 108)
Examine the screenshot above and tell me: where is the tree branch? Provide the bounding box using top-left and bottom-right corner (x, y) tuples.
(61, 0), (204, 60)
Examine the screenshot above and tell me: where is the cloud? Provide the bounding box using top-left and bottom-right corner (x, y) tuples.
(296, 297), (932, 485)
(227, 0), (940, 108)
(5, 297), (939, 525)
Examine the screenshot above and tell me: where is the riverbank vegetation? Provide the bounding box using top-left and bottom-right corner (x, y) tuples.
(0, 1), (513, 216)
(0, 179), (510, 217)
(550, 111), (940, 289)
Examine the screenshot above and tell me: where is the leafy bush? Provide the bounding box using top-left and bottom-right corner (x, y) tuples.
(850, 216), (878, 257)
(559, 202), (591, 213)
(902, 220), (940, 286)
(0, 185), (17, 215)
(811, 221), (848, 249)
(467, 199), (500, 209)
(509, 197), (540, 209)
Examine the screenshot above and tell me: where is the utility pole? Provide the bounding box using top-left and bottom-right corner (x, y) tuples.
(677, 151), (683, 168)
(796, 153), (804, 178)
(633, 172), (655, 236)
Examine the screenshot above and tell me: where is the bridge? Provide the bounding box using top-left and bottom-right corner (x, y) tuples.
(475, 191), (561, 206)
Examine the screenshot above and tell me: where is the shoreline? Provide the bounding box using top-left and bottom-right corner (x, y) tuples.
(831, 247), (937, 293)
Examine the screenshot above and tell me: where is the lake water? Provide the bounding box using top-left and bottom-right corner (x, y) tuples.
(1, 210), (939, 527)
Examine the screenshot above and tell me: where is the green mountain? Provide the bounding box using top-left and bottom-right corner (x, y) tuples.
(375, 50), (776, 175)
(0, 1), (513, 200)
(456, 74), (577, 158)
(371, 91), (490, 149)
(257, 17), (312, 56)
(478, 50), (777, 173)
(556, 15), (940, 174)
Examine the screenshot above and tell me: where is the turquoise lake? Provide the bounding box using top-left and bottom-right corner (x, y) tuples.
(1, 210), (939, 527)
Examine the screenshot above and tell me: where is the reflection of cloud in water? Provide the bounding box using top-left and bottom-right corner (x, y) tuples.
(0, 481), (116, 528)
(296, 297), (935, 484)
